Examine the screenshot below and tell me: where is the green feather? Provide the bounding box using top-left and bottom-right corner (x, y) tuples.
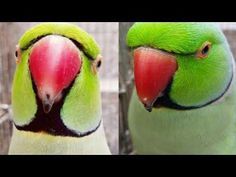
(12, 49), (37, 126)
(61, 52), (101, 134)
(127, 22), (224, 54)
(170, 43), (233, 106)
(19, 23), (100, 60)
(128, 87), (236, 154)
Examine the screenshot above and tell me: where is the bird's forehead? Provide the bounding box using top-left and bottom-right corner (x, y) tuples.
(127, 22), (225, 54)
(18, 23), (101, 60)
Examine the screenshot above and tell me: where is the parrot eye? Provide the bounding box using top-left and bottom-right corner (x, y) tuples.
(95, 55), (102, 69)
(196, 41), (211, 59)
(91, 55), (102, 74)
(15, 50), (18, 58)
(96, 60), (102, 68)
(15, 45), (21, 64)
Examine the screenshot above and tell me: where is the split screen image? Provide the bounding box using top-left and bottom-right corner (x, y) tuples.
(0, 22), (236, 154)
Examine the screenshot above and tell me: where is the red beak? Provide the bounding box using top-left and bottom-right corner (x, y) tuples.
(29, 35), (82, 113)
(133, 47), (177, 112)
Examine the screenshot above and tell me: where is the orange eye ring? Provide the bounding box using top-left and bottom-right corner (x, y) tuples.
(196, 41), (212, 59)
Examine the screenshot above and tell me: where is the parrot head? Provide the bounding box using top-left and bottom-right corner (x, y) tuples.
(127, 23), (234, 112)
(12, 23), (103, 137)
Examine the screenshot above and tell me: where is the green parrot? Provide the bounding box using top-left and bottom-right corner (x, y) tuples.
(9, 23), (110, 154)
(126, 22), (236, 154)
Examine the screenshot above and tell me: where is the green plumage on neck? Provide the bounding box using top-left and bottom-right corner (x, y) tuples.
(127, 22), (224, 54)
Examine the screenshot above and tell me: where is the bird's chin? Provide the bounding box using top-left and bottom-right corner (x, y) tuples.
(152, 94), (169, 109)
(140, 91), (170, 112)
(141, 80), (173, 111)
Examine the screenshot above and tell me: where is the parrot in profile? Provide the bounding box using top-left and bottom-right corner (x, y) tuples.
(9, 23), (110, 154)
(126, 22), (236, 154)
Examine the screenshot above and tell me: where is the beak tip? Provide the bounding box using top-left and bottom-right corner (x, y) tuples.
(143, 103), (153, 112)
(43, 102), (53, 114)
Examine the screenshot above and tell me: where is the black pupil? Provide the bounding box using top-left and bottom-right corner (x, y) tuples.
(15, 51), (18, 57)
(97, 60), (101, 68)
(202, 45), (209, 55)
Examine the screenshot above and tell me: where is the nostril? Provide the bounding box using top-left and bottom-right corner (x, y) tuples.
(46, 94), (50, 99)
